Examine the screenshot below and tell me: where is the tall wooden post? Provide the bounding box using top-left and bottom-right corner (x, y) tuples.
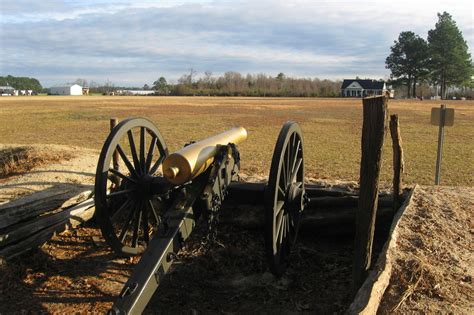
(352, 96), (388, 294)
(110, 118), (119, 171)
(389, 115), (404, 212)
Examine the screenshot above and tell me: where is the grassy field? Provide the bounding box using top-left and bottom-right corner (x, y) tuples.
(0, 96), (472, 186)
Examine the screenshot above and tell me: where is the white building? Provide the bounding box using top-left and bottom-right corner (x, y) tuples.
(50, 84), (83, 95)
(0, 86), (14, 96)
(341, 79), (387, 98)
(116, 89), (155, 96)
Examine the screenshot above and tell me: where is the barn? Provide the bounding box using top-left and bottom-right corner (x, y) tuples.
(50, 84), (83, 96)
(341, 79), (386, 97)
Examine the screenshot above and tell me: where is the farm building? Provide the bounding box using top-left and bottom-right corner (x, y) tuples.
(116, 89), (155, 96)
(0, 86), (15, 96)
(50, 84), (83, 95)
(341, 79), (387, 97)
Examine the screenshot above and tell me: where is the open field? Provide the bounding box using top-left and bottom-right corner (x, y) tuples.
(0, 96), (472, 186)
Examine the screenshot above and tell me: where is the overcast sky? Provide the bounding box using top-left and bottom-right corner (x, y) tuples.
(0, 0), (472, 87)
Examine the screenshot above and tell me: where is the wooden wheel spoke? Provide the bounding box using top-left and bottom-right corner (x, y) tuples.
(283, 215), (288, 238)
(275, 200), (285, 214)
(277, 215), (286, 247)
(109, 168), (137, 184)
(106, 188), (135, 199)
(131, 201), (142, 248)
(127, 130), (141, 174)
(288, 134), (296, 176)
(291, 139), (301, 174)
(111, 197), (133, 221)
(118, 202), (137, 242)
(289, 158), (302, 184)
(142, 202), (150, 244)
(278, 185), (286, 198)
(145, 136), (157, 173)
(116, 144), (138, 178)
(148, 200), (161, 224)
(149, 155), (165, 175)
(139, 127), (146, 174)
(285, 145), (291, 185)
(275, 210), (284, 247)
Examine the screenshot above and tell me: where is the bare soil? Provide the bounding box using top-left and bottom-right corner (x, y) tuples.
(0, 146), (362, 313)
(0, 216), (360, 314)
(0, 146), (472, 314)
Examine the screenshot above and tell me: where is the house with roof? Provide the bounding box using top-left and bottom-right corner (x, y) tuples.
(0, 86), (15, 96)
(341, 79), (387, 97)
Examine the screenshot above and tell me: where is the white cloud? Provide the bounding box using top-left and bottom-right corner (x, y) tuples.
(0, 0), (472, 86)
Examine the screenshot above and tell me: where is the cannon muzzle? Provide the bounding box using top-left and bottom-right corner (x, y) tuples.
(162, 127), (247, 184)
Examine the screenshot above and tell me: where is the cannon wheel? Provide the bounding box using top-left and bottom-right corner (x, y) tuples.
(95, 118), (168, 256)
(265, 121), (305, 276)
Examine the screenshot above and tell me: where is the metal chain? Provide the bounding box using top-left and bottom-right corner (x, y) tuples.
(201, 144), (240, 251)
(201, 193), (220, 251)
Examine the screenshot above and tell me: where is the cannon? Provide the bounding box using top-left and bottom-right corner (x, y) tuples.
(94, 118), (305, 314)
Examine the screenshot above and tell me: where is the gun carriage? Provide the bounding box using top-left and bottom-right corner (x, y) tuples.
(95, 118), (305, 314)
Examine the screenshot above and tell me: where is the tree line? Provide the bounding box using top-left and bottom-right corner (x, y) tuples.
(151, 72), (342, 97)
(0, 75), (42, 92)
(386, 12), (472, 99)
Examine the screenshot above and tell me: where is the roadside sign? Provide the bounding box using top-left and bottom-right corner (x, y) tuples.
(431, 107), (455, 126)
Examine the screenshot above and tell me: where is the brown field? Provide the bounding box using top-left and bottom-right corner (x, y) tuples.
(0, 96), (472, 186)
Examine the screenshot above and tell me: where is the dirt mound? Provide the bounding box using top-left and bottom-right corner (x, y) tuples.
(378, 186), (474, 314)
(0, 145), (74, 179)
(0, 144), (98, 205)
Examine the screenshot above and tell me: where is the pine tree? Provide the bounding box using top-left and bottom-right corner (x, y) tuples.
(385, 31), (430, 98)
(428, 12), (472, 99)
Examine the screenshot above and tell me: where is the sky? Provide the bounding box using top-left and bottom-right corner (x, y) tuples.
(0, 0), (472, 87)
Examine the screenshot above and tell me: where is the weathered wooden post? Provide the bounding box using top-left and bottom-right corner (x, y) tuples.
(110, 118), (120, 187)
(352, 96), (388, 294)
(389, 115), (404, 212)
(110, 118), (119, 171)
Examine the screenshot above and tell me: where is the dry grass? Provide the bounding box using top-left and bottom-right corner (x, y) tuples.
(379, 186), (474, 314)
(0, 96), (472, 186)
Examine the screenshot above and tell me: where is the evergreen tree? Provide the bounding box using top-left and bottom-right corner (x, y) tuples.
(428, 12), (472, 99)
(153, 77), (169, 95)
(385, 31), (430, 98)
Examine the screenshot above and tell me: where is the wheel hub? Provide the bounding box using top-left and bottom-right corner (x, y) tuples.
(134, 174), (155, 200)
(285, 183), (304, 214)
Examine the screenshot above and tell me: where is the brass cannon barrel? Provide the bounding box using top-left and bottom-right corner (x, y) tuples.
(162, 127), (247, 184)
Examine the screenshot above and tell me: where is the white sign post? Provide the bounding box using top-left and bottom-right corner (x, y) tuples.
(431, 104), (455, 185)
